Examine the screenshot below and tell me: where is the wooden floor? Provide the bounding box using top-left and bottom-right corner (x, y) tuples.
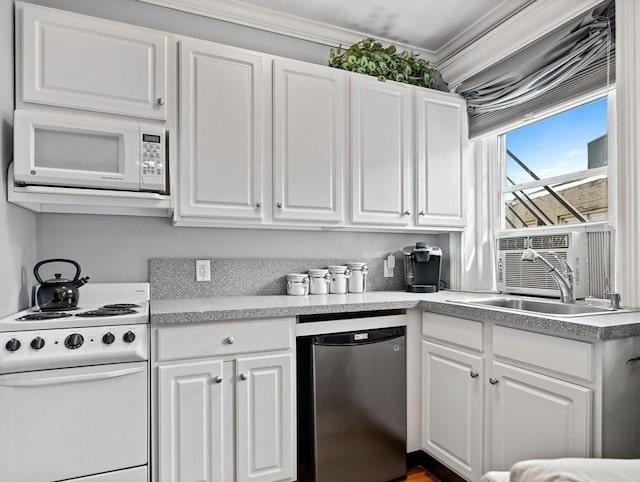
(405, 466), (440, 482)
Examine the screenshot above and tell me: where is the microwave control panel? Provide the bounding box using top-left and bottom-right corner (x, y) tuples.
(140, 129), (166, 192)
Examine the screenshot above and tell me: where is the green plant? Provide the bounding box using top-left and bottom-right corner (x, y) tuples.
(329, 38), (435, 89)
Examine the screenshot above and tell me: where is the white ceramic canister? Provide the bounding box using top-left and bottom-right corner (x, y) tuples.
(308, 269), (331, 295)
(328, 265), (351, 294)
(286, 273), (309, 296)
(347, 262), (368, 293)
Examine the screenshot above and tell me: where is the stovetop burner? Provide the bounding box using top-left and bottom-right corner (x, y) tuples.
(75, 308), (138, 318)
(102, 303), (141, 309)
(16, 312), (74, 321)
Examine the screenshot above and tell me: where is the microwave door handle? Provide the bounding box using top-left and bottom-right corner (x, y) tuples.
(0, 366), (145, 387)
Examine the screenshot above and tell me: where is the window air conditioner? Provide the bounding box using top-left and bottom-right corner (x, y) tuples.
(496, 230), (588, 299)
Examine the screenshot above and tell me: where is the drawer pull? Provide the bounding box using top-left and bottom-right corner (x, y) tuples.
(225, 336), (234, 345)
(489, 377), (499, 385)
(469, 370), (479, 379)
(214, 376), (223, 384)
(156, 97), (165, 105)
(240, 372), (248, 381)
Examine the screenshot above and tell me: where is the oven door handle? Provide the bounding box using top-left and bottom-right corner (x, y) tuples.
(0, 366), (145, 386)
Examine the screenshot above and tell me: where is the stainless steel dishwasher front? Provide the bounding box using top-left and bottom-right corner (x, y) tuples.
(297, 326), (407, 482)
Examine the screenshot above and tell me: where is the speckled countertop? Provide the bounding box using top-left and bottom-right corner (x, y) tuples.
(150, 290), (640, 340)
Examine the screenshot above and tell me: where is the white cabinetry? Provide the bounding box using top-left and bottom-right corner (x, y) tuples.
(18, 3), (168, 120)
(154, 319), (295, 482)
(490, 361), (591, 471)
(422, 340), (483, 481)
(273, 60), (346, 223)
(421, 313), (613, 481)
(177, 39), (269, 222)
(415, 91), (466, 227)
(350, 75), (413, 225)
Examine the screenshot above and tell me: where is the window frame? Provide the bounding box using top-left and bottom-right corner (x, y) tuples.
(495, 86), (616, 233)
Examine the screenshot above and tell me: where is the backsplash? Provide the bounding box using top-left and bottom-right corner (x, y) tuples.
(150, 255), (410, 299)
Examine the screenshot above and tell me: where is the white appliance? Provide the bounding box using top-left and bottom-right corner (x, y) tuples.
(0, 283), (150, 482)
(13, 109), (167, 193)
(496, 230), (588, 298)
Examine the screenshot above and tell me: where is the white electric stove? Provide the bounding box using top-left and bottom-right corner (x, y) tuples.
(0, 282), (150, 482)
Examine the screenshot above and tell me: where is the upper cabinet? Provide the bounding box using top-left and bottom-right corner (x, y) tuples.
(415, 91), (466, 227)
(350, 75), (413, 225)
(273, 60), (346, 224)
(18, 3), (168, 120)
(177, 39), (269, 222)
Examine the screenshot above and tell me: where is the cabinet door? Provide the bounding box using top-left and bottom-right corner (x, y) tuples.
(273, 60), (346, 223)
(350, 75), (412, 225)
(157, 360), (228, 482)
(489, 361), (592, 471)
(20, 4), (167, 120)
(415, 91), (465, 227)
(236, 353), (295, 482)
(179, 39), (268, 220)
(422, 341), (483, 481)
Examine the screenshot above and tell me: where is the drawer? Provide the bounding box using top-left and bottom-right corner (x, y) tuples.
(156, 318), (293, 362)
(423, 313), (483, 352)
(493, 325), (593, 381)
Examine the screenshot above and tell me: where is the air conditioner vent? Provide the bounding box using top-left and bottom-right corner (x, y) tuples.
(504, 252), (567, 291)
(498, 237), (527, 251)
(529, 234), (569, 250)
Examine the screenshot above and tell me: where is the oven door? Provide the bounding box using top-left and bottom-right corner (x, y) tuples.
(0, 361), (148, 482)
(13, 109), (142, 191)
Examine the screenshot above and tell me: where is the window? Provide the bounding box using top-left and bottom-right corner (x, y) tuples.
(502, 97), (609, 229)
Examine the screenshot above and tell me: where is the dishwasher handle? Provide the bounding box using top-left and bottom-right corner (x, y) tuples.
(313, 326), (405, 346)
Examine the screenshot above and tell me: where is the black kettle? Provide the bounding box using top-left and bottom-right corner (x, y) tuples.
(34, 259), (90, 311)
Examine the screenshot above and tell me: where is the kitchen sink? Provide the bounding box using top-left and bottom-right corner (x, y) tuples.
(451, 298), (631, 317)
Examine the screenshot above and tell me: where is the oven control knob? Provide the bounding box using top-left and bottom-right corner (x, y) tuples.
(123, 331), (136, 343)
(102, 332), (116, 345)
(65, 333), (84, 349)
(30, 337), (45, 350)
(5, 338), (21, 352)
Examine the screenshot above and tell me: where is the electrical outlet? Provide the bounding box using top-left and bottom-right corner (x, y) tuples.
(196, 259), (211, 281)
(384, 259), (395, 278)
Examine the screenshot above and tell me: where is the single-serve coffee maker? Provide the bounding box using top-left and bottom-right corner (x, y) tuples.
(402, 242), (442, 293)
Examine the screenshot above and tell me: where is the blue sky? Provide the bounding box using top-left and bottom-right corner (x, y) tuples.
(505, 97), (608, 185)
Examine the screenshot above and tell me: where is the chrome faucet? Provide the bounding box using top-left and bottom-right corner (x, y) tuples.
(521, 248), (575, 304)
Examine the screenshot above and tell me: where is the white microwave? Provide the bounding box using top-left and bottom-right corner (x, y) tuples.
(13, 109), (167, 193)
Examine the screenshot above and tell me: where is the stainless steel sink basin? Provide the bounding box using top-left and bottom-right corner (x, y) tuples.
(452, 298), (628, 317)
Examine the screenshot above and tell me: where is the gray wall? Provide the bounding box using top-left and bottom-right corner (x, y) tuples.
(36, 214), (448, 283)
(1, 0), (36, 316)
(16, 0), (450, 288)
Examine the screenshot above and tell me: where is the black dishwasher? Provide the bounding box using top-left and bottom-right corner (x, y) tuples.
(297, 325), (407, 482)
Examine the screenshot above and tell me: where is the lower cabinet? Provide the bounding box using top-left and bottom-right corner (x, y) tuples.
(489, 361), (591, 471)
(422, 341), (483, 481)
(421, 313), (602, 481)
(154, 319), (296, 482)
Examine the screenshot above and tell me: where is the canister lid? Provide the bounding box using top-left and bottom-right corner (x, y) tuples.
(327, 265), (348, 273)
(308, 269), (329, 276)
(287, 273), (308, 280)
(347, 262), (367, 269)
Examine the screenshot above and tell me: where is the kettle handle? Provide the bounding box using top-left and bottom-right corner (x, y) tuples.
(33, 259), (82, 284)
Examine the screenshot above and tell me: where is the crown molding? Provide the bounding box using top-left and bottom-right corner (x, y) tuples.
(434, 0), (534, 63)
(438, 0), (606, 90)
(138, 0), (437, 62)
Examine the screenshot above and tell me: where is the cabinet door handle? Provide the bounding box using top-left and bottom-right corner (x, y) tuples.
(404, 210), (411, 216)
(419, 211), (425, 216)
(156, 97), (165, 105)
(214, 376), (223, 384)
(489, 377), (499, 385)
(256, 201), (263, 208)
(240, 372), (248, 381)
(276, 202), (283, 208)
(469, 371), (479, 379)
(225, 336), (234, 345)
